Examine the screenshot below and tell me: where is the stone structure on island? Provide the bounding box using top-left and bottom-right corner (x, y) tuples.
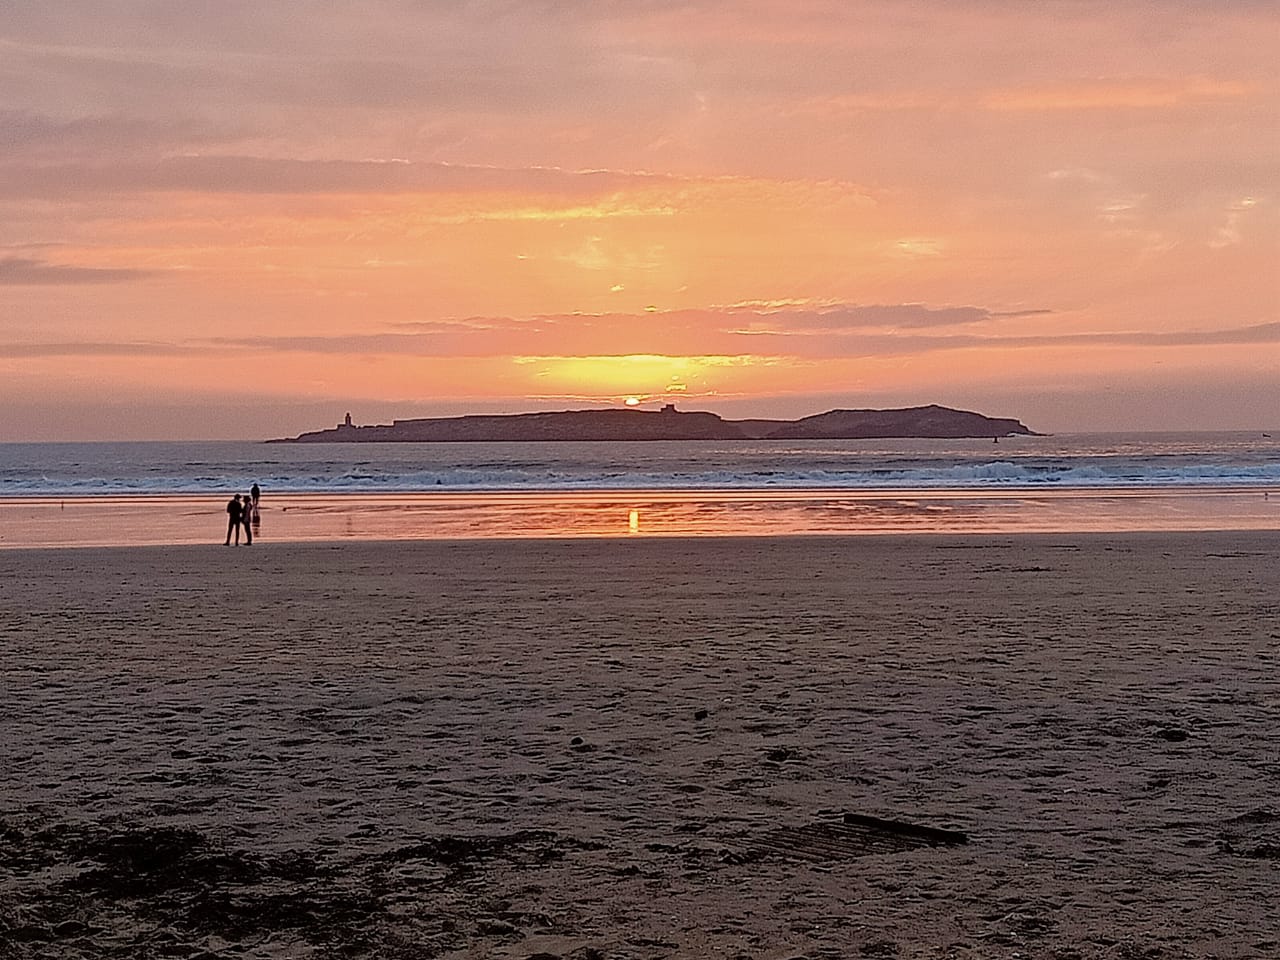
(272, 404), (1039, 443)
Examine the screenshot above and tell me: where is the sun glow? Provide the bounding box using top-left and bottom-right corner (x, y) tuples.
(512, 353), (767, 400)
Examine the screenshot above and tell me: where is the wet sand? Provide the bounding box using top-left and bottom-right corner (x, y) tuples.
(2, 533), (1278, 958)
(3, 485), (1278, 550)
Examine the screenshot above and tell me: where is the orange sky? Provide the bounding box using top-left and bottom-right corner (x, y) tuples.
(1, 1), (1276, 439)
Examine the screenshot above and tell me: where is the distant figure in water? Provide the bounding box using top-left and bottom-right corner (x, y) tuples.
(225, 494), (244, 546)
(250, 482), (260, 507)
(242, 493), (254, 545)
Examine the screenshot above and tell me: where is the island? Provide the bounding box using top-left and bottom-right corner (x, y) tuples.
(270, 404), (1039, 443)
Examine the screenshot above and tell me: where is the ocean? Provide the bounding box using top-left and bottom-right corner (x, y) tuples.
(4, 432), (1279, 495)
(1, 433), (1278, 546)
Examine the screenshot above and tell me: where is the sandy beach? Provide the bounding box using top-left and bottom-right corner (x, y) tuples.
(2, 533), (1278, 959)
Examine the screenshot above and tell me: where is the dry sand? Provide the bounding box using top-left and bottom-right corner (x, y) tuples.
(1, 533), (1278, 959)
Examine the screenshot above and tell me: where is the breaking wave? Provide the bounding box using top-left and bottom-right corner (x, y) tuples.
(2, 440), (1278, 496)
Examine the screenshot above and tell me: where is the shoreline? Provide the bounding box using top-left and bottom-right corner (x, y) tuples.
(1, 485), (1277, 549)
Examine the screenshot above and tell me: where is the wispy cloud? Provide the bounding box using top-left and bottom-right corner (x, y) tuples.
(984, 77), (1252, 112)
(0, 156), (682, 199)
(213, 316), (1280, 360)
(0, 256), (150, 284)
(0, 109), (240, 159)
(1, 340), (192, 357)
(13, 309), (1271, 362)
(1209, 196), (1262, 248)
(721, 303), (1006, 332)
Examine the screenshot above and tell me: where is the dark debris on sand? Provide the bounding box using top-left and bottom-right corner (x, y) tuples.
(0, 817), (597, 959)
(1215, 808), (1280, 861)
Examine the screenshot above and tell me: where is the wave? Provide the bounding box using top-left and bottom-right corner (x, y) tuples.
(3, 457), (1279, 495)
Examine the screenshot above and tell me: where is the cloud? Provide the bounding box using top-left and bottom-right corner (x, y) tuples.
(1078, 321), (1279, 347)
(0, 8), (688, 122)
(0, 109), (240, 159)
(0, 256), (150, 284)
(0, 155), (681, 199)
(984, 77), (1252, 112)
(0, 340), (191, 357)
(221, 314), (1280, 360)
(1209, 196), (1261, 248)
(13, 304), (1269, 363)
(736, 304), (1003, 330)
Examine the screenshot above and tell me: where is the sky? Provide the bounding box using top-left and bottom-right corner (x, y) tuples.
(1, 1), (1277, 440)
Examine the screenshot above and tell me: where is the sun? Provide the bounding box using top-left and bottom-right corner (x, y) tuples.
(624, 397), (641, 406)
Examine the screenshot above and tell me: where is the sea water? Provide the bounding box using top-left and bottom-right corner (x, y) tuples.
(1, 433), (1277, 546)
(3, 433), (1279, 495)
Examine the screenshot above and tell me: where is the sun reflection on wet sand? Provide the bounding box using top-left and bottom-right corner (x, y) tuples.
(1, 487), (1277, 549)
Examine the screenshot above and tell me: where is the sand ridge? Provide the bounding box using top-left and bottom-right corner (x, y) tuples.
(1, 533), (1278, 958)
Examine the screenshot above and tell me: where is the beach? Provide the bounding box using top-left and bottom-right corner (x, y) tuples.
(2, 533), (1278, 959)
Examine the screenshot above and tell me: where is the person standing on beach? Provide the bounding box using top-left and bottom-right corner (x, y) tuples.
(225, 494), (243, 546)
(250, 482), (262, 531)
(242, 493), (254, 545)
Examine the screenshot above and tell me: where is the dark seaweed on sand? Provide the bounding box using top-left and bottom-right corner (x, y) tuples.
(0, 817), (593, 959)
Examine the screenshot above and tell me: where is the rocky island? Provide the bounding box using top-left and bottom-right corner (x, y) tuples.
(271, 404), (1039, 443)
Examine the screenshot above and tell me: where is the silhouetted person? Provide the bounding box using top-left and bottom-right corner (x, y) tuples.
(250, 482), (262, 533)
(242, 492), (254, 545)
(225, 495), (243, 546)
